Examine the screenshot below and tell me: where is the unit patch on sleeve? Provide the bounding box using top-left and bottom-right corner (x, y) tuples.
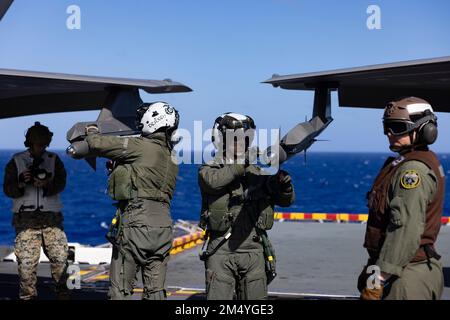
(400, 170), (421, 189)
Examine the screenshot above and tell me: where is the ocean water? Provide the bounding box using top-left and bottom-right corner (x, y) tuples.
(1, 151), (449, 246)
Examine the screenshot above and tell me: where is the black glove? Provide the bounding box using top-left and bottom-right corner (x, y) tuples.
(106, 160), (116, 174)
(357, 265), (369, 293)
(277, 170), (292, 192)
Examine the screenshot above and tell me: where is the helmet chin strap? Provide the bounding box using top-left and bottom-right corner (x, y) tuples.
(409, 130), (417, 145)
(390, 144), (413, 154)
(165, 128), (180, 150)
(389, 130), (420, 154)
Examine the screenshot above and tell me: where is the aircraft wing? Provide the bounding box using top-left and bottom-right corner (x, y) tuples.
(263, 56), (450, 112)
(0, 0), (13, 21)
(0, 68), (192, 119)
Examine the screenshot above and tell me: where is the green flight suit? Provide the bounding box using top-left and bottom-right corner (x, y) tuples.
(85, 132), (178, 300)
(377, 160), (444, 300)
(198, 160), (295, 300)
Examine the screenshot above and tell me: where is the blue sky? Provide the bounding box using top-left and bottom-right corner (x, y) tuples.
(1, 0), (449, 152)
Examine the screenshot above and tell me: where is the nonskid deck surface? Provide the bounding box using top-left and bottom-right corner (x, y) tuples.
(1, 222), (450, 300)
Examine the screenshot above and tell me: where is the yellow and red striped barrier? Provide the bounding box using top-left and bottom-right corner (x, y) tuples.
(274, 212), (450, 224)
(274, 212), (368, 222)
(170, 230), (205, 255)
(168, 213), (450, 255)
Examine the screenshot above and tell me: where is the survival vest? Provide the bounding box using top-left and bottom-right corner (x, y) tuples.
(199, 163), (275, 233)
(12, 150), (63, 213)
(107, 135), (178, 204)
(364, 149), (445, 263)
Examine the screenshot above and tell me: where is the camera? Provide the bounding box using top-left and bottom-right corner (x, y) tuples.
(19, 158), (52, 184)
(29, 167), (51, 182)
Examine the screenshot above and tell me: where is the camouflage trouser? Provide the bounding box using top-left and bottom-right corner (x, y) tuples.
(384, 258), (444, 300)
(14, 226), (69, 300)
(108, 225), (173, 300)
(205, 251), (267, 300)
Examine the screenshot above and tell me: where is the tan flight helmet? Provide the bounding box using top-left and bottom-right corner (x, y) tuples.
(382, 96), (438, 146)
(24, 122), (54, 148)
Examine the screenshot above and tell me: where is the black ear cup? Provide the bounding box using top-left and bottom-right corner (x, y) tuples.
(24, 133), (30, 148)
(419, 122), (438, 145)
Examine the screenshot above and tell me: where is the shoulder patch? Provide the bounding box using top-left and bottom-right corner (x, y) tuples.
(400, 170), (421, 189)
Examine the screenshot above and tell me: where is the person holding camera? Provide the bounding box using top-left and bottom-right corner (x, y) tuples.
(3, 122), (69, 300)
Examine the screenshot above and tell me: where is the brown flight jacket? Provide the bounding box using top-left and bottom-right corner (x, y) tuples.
(364, 148), (445, 265)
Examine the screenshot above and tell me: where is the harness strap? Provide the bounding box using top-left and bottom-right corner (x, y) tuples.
(199, 228), (232, 261)
(422, 244), (441, 271)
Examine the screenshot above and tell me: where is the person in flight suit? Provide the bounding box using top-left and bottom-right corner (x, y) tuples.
(358, 97), (445, 300)
(80, 102), (180, 300)
(198, 112), (295, 300)
(3, 122), (69, 300)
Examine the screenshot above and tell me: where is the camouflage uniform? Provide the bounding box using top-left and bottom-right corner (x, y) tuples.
(14, 222), (69, 299)
(3, 154), (69, 300)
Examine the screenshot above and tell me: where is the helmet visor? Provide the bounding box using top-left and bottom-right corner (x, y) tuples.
(135, 104), (149, 130)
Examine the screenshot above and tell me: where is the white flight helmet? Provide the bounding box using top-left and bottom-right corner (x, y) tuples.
(212, 112), (256, 150)
(136, 101), (179, 135)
